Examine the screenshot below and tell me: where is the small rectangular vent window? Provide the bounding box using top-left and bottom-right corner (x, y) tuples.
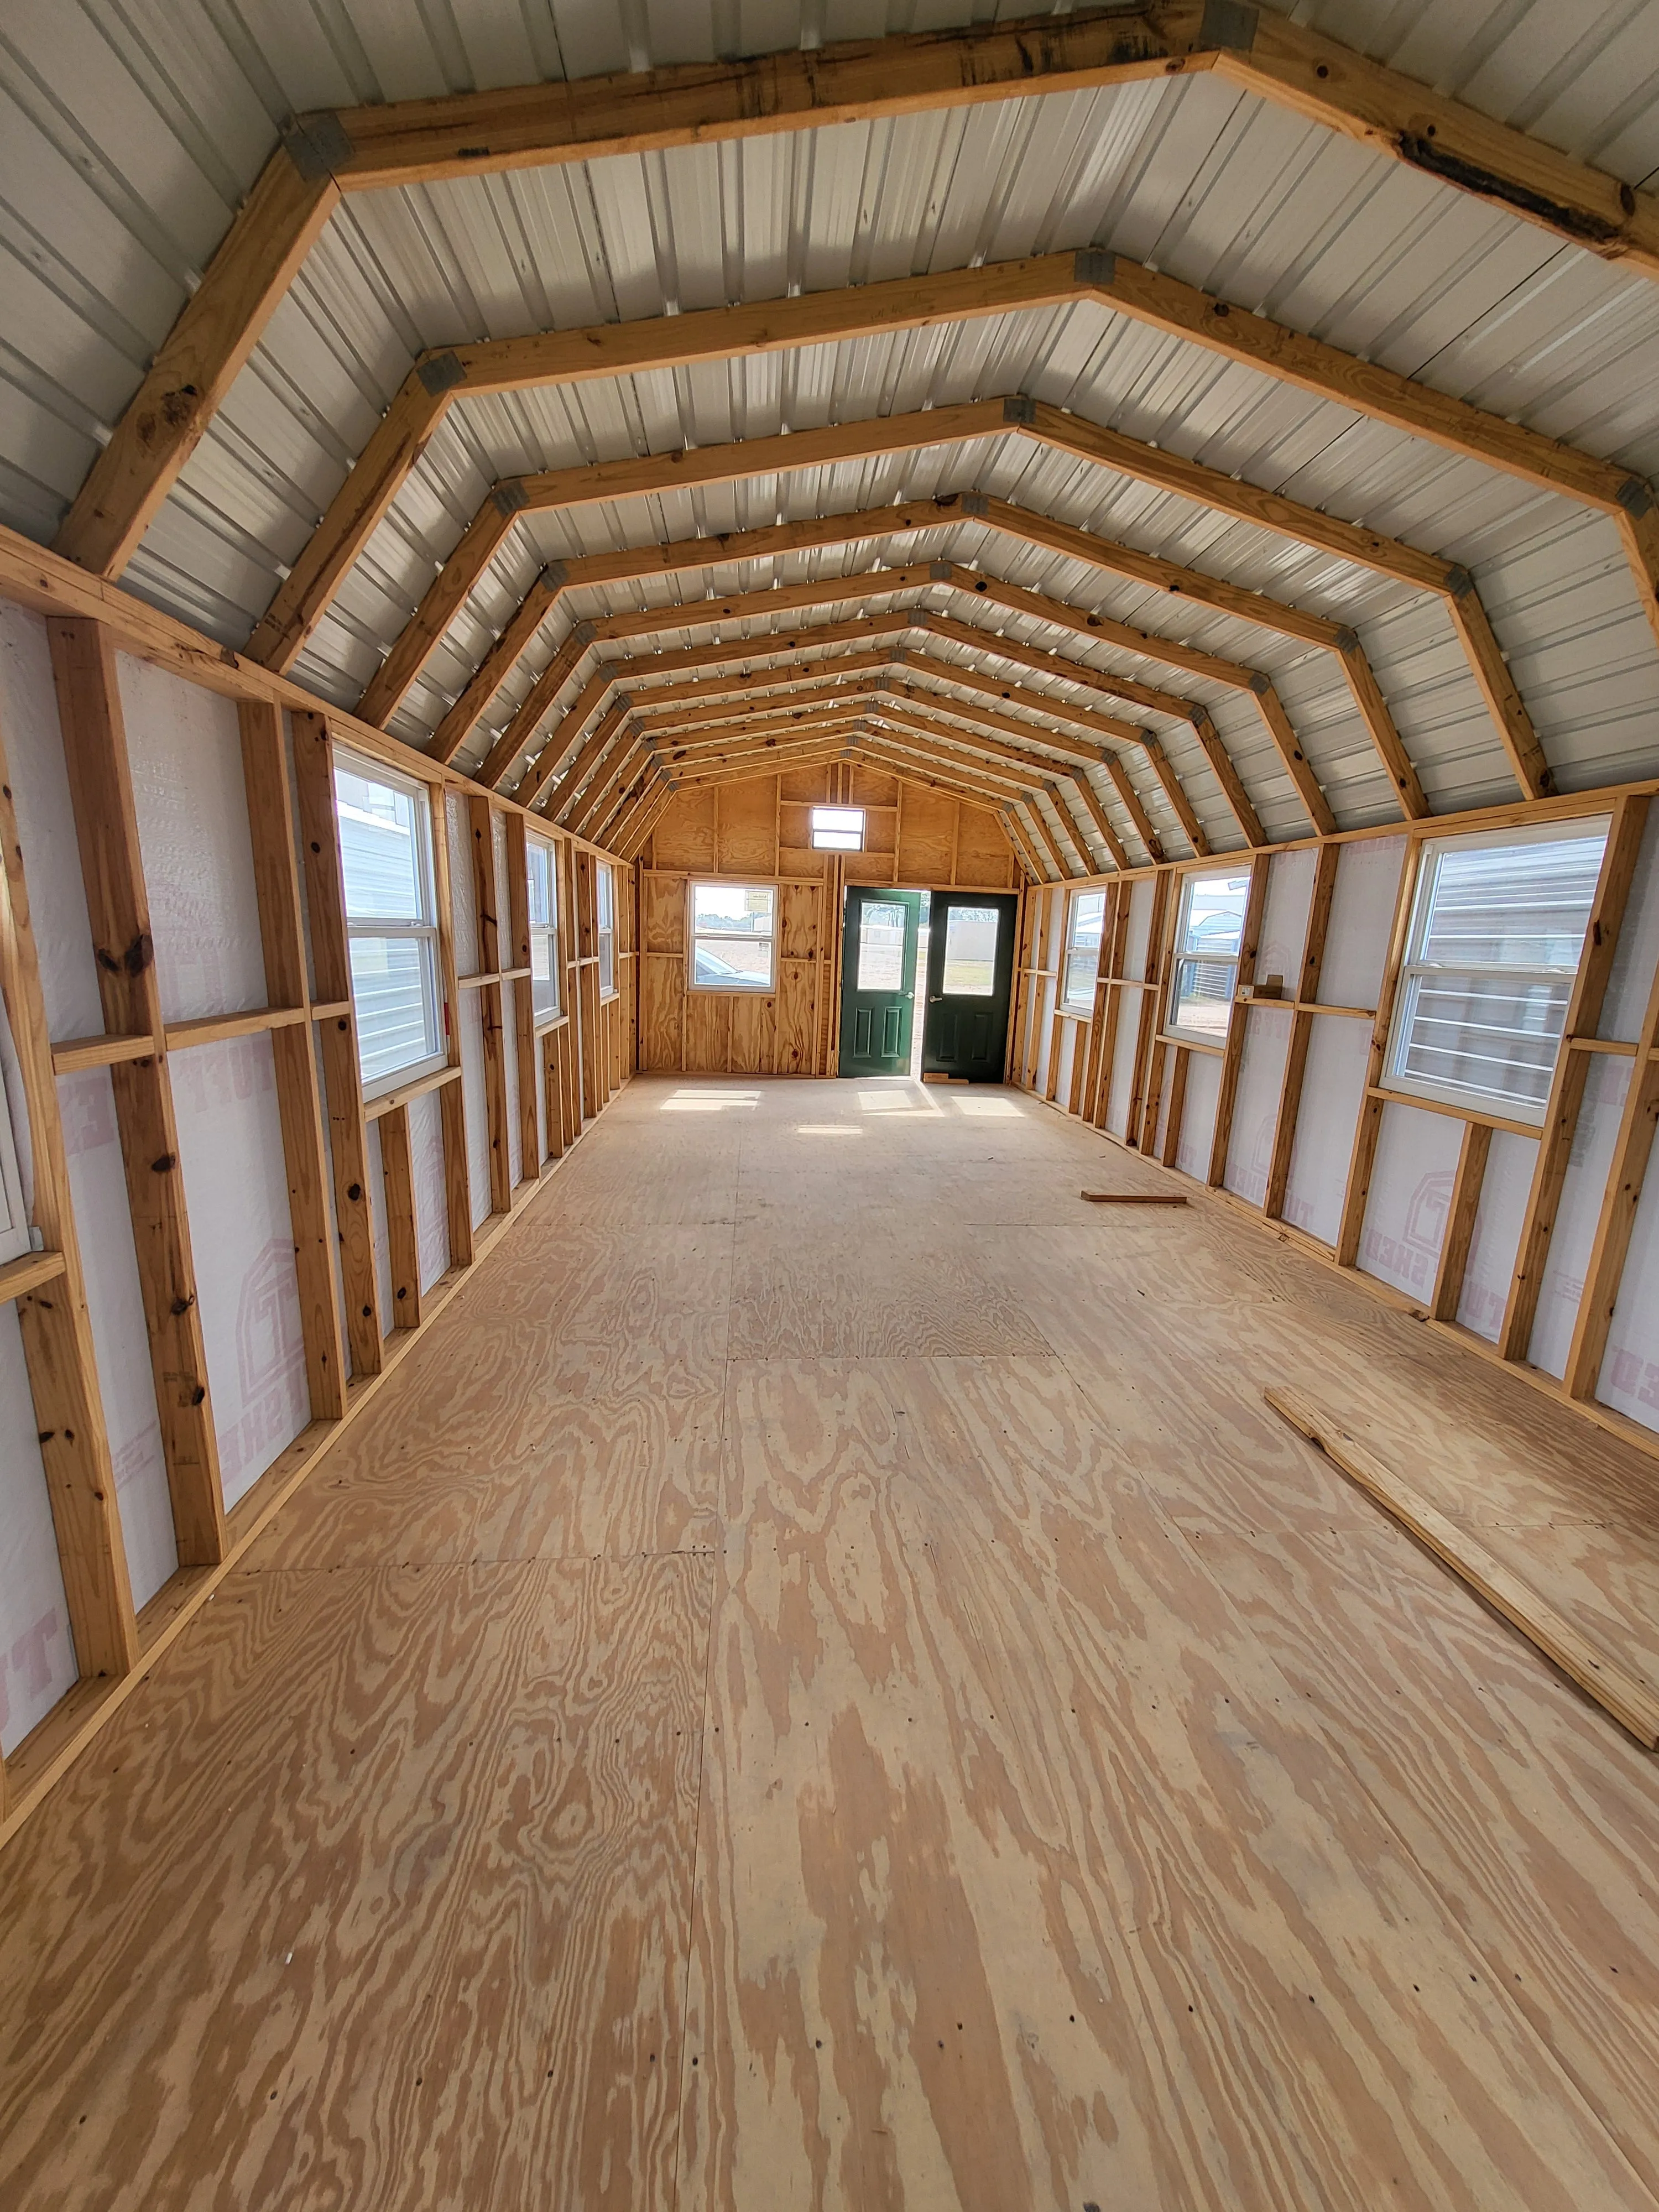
(811, 807), (864, 852)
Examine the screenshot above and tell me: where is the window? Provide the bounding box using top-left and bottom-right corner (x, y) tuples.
(941, 905), (1000, 997)
(0, 1043), (32, 1266)
(1168, 871), (1250, 1042)
(855, 900), (908, 989)
(527, 834), (559, 1019)
(1385, 818), (1609, 1122)
(334, 751), (444, 1095)
(1062, 889), (1105, 1012)
(691, 882), (777, 991)
(595, 862), (615, 998)
(811, 806), (864, 852)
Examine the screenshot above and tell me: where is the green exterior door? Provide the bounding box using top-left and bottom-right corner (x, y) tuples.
(922, 893), (1019, 1081)
(838, 888), (923, 1075)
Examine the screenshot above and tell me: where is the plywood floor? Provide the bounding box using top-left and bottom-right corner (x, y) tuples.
(6, 1073), (1659, 2210)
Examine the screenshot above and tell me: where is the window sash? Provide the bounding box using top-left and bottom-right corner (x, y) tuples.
(811, 806), (865, 851)
(528, 837), (559, 1016)
(530, 924), (560, 1017)
(0, 1026), (31, 1265)
(690, 882), (777, 992)
(334, 749), (445, 1095)
(1061, 891), (1105, 1011)
(1166, 872), (1249, 1042)
(348, 928), (445, 1095)
(595, 863), (615, 997)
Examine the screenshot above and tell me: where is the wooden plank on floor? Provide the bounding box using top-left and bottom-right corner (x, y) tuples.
(1265, 1386), (1659, 1747)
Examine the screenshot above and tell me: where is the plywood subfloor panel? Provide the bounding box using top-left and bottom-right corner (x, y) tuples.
(6, 1076), (1659, 2210)
(0, 1556), (711, 2212)
(678, 1354), (1655, 2211)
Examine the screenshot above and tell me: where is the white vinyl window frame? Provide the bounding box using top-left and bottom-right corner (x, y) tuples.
(0, 1058), (33, 1266)
(1383, 816), (1611, 1125)
(688, 880), (779, 994)
(527, 832), (560, 1021)
(595, 860), (617, 1000)
(333, 747), (447, 1102)
(1166, 868), (1252, 1046)
(1061, 888), (1106, 1013)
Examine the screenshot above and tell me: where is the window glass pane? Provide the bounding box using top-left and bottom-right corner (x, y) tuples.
(812, 806), (864, 851)
(1387, 822), (1608, 1117)
(349, 935), (437, 1085)
(531, 930), (558, 1016)
(596, 863), (613, 930)
(693, 882), (774, 934)
(1063, 951), (1098, 1009)
(527, 840), (552, 927)
(1171, 954), (1236, 1041)
(1417, 833), (1606, 969)
(1062, 891), (1104, 1009)
(1393, 973), (1569, 1109)
(1178, 873), (1249, 959)
(599, 931), (614, 995)
(336, 766), (426, 922)
(693, 937), (771, 988)
(1069, 890), (1105, 952)
(857, 900), (908, 989)
(942, 905), (999, 996)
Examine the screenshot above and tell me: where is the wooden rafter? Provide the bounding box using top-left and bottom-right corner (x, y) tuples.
(54, 152), (340, 580)
(444, 563), (1260, 771)
(361, 366), (1580, 745)
(1001, 805), (1048, 883)
(420, 489), (1397, 819)
(494, 576), (1260, 849)
(248, 254), (1645, 724)
(56, 4), (1659, 649)
(565, 644), (1153, 760)
(361, 400), (1010, 724)
(363, 386), (1529, 810)
(1057, 770), (1131, 872)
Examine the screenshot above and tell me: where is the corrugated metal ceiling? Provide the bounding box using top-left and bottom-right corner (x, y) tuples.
(4, 0), (1659, 846)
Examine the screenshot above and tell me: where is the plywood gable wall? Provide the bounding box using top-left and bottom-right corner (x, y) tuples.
(638, 765), (1018, 1078)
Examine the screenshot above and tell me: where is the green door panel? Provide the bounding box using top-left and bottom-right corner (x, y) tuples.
(921, 893), (1018, 1081)
(838, 888), (922, 1076)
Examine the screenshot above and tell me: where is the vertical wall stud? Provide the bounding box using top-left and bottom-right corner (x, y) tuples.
(1432, 1121), (1494, 1323)
(468, 796), (512, 1213)
(1499, 794), (1648, 1359)
(48, 617), (226, 1566)
(291, 708), (383, 1376)
(426, 776), (474, 1268)
(0, 712), (138, 1687)
(236, 701), (346, 1420)
(1336, 842), (1421, 1268)
(1563, 947), (1659, 1400)
(504, 812), (540, 1176)
(378, 1100), (421, 1331)
(1264, 843), (1340, 1221)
